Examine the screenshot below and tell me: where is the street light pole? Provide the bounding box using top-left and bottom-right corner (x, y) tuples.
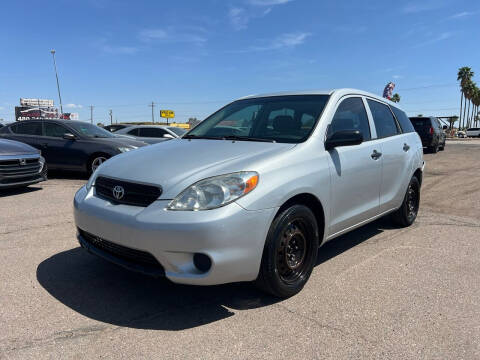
(50, 49), (63, 115)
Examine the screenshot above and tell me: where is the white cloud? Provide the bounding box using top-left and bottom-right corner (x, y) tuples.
(138, 28), (207, 44)
(414, 32), (453, 48)
(230, 32), (311, 53)
(393, 75), (403, 79)
(102, 45), (138, 54)
(65, 104), (83, 109)
(228, 0), (294, 30)
(450, 11), (474, 19)
(248, 0), (293, 5)
(402, 1), (443, 13)
(229, 8), (249, 30)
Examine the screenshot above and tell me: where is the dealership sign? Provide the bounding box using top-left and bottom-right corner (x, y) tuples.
(160, 110), (175, 118)
(20, 98), (54, 107)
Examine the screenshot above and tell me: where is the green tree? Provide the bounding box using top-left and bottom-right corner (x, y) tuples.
(457, 67), (474, 129)
(449, 116), (458, 130)
(391, 93), (401, 103)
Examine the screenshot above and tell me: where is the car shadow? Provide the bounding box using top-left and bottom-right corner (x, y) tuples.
(0, 185), (42, 197)
(36, 217), (392, 331)
(47, 170), (89, 180)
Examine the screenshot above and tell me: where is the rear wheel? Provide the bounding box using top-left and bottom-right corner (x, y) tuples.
(391, 176), (420, 227)
(256, 205), (319, 298)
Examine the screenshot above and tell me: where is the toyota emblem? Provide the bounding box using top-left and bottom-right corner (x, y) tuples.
(112, 185), (125, 200)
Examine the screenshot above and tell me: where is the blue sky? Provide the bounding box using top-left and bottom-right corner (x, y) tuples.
(0, 0), (479, 125)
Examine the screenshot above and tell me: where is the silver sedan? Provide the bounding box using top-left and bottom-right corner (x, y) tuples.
(114, 125), (186, 144)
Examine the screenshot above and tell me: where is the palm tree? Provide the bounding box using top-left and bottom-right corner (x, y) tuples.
(457, 67), (474, 129)
(391, 93), (401, 103)
(473, 88), (480, 126)
(463, 80), (475, 128)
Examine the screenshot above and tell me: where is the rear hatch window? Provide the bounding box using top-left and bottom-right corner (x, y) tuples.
(409, 118), (432, 133)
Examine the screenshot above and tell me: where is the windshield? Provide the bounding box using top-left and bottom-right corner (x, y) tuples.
(69, 122), (116, 138)
(185, 95), (330, 143)
(168, 127), (187, 136)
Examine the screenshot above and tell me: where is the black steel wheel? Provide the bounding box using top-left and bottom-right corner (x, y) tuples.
(256, 204), (319, 298)
(391, 176), (420, 227)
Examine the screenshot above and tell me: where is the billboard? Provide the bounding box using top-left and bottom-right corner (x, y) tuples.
(160, 110), (175, 118)
(20, 98), (54, 107)
(15, 106), (59, 121)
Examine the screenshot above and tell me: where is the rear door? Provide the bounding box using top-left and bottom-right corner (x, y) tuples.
(326, 96), (382, 236)
(6, 121), (43, 150)
(366, 99), (410, 213)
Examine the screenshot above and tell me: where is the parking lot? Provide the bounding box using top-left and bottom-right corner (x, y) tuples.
(1, 141), (479, 359)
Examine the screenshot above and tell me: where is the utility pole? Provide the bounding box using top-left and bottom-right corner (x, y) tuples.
(90, 105), (94, 124)
(50, 49), (64, 115)
(109, 109), (113, 125)
(149, 101), (155, 123)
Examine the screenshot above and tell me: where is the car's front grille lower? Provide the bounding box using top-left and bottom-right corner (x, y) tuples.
(78, 228), (165, 274)
(0, 157), (42, 183)
(94, 176), (162, 207)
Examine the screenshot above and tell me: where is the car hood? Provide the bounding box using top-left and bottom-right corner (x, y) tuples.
(96, 138), (296, 198)
(0, 138), (39, 156)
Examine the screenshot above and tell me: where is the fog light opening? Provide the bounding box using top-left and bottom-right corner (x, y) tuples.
(193, 253), (212, 273)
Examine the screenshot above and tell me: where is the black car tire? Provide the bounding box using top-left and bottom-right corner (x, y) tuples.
(429, 144), (438, 153)
(391, 176), (420, 228)
(88, 153), (110, 175)
(256, 205), (319, 298)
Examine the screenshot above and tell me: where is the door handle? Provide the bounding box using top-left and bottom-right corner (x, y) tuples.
(403, 143), (410, 152)
(371, 150), (382, 160)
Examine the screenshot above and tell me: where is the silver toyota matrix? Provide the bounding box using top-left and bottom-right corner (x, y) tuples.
(74, 89), (424, 298)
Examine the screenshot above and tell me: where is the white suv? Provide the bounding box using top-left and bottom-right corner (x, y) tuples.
(466, 128), (480, 137)
(74, 89), (424, 298)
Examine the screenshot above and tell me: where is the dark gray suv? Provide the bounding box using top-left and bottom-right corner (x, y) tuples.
(409, 117), (446, 153)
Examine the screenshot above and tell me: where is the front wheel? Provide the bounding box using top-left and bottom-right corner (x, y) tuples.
(391, 176), (420, 227)
(256, 205), (319, 298)
(88, 154), (110, 175)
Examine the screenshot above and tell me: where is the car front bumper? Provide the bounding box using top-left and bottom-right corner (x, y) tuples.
(74, 185), (277, 285)
(0, 154), (46, 189)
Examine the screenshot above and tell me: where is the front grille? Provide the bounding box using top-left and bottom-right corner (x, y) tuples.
(94, 176), (162, 207)
(79, 229), (164, 272)
(0, 157), (41, 180)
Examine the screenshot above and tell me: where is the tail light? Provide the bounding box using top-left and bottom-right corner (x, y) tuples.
(429, 126), (434, 134)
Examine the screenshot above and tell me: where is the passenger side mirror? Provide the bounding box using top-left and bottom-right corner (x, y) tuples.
(325, 130), (363, 150)
(163, 133), (174, 139)
(63, 133), (76, 140)
(442, 125), (448, 130)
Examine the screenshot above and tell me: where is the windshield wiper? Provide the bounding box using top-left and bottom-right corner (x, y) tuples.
(221, 135), (276, 143)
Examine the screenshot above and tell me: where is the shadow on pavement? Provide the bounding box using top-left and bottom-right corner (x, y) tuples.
(47, 170), (89, 181)
(37, 217), (392, 331)
(0, 185), (42, 197)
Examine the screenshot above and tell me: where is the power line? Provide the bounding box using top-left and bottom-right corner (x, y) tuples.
(148, 101), (155, 123)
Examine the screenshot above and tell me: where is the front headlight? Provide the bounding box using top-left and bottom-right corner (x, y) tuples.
(85, 172), (97, 191)
(118, 146), (137, 153)
(167, 171), (259, 211)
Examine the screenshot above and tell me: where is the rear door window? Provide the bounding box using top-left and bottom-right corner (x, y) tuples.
(138, 127), (168, 137)
(127, 128), (139, 136)
(11, 122), (43, 136)
(391, 106), (415, 133)
(367, 100), (400, 138)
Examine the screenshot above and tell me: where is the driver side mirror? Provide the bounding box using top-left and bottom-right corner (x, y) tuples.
(163, 133), (174, 139)
(63, 133), (76, 140)
(325, 130), (363, 150)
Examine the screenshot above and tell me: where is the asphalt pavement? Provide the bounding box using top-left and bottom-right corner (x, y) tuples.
(1, 141), (479, 359)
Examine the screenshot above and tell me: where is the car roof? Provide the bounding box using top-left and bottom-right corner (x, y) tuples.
(120, 124), (171, 129)
(238, 88), (402, 109)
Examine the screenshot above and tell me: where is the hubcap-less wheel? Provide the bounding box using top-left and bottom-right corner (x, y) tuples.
(91, 156), (107, 172)
(276, 220), (310, 284)
(406, 184), (418, 220)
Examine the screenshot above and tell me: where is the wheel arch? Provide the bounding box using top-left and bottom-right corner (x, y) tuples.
(275, 193), (326, 245)
(413, 168), (423, 186)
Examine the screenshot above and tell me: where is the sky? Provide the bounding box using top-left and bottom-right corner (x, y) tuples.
(0, 0), (479, 125)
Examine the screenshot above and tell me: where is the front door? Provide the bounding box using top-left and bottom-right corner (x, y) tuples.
(326, 97), (382, 237)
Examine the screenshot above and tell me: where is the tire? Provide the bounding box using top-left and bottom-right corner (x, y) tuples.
(88, 154), (110, 175)
(439, 142), (445, 151)
(255, 205), (319, 298)
(429, 144), (438, 153)
(391, 176), (420, 227)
